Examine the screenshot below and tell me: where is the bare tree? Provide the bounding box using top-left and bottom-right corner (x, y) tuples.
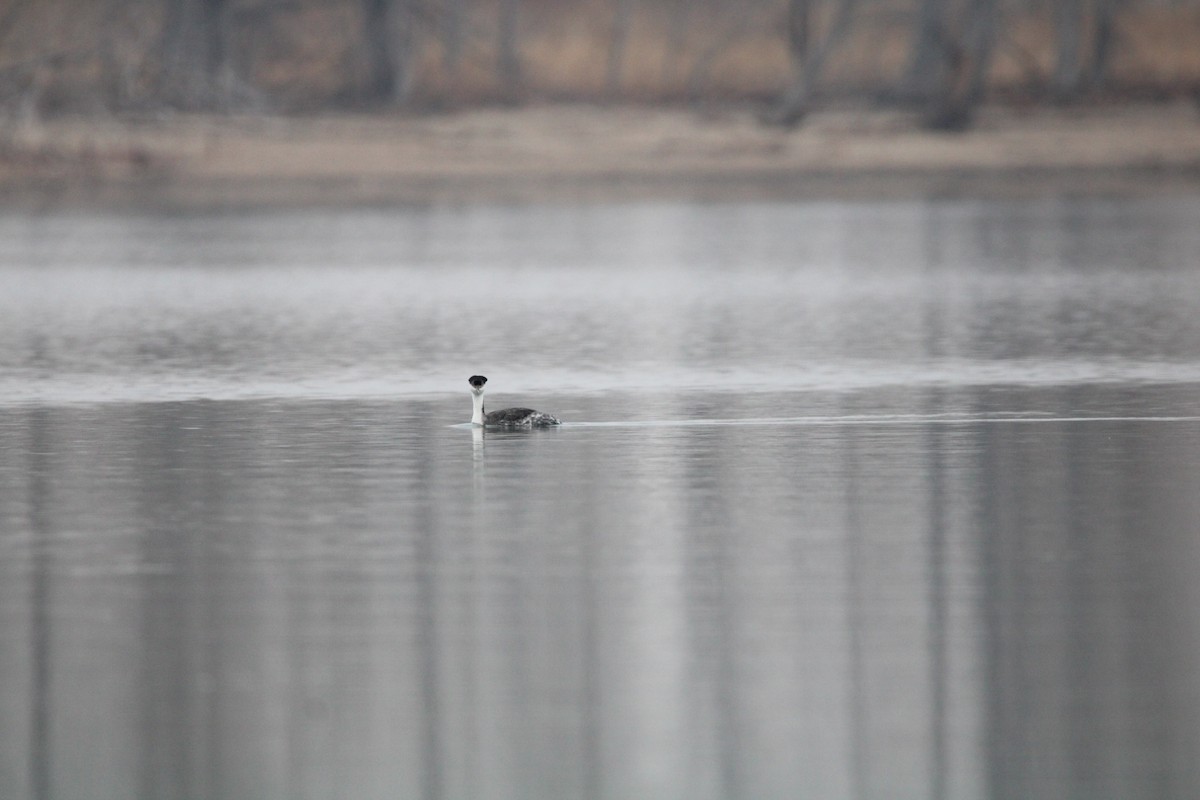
(887, 0), (1001, 130)
(1088, 0), (1119, 90)
(159, 0), (229, 108)
(1051, 0), (1084, 100)
(496, 0), (521, 101)
(361, 0), (421, 105)
(904, 0), (950, 103)
(607, 0), (636, 96)
(0, 0), (38, 121)
(1049, 0), (1123, 102)
(961, 0), (998, 108)
(659, 0), (692, 89)
(442, 0), (467, 78)
(770, 0), (858, 126)
(923, 0), (999, 130)
(779, 0), (811, 113)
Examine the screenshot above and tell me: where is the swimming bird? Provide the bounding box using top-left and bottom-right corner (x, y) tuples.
(468, 375), (561, 427)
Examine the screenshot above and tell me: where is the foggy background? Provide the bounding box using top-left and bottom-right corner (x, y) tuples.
(2, 1), (1199, 121)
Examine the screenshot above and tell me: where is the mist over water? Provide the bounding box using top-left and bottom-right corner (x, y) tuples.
(2, 194), (1200, 799)
(3, 197), (1199, 405)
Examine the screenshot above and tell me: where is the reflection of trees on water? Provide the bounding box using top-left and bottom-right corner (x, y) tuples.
(2, 389), (1199, 799)
(974, 395), (1200, 799)
(27, 410), (52, 800)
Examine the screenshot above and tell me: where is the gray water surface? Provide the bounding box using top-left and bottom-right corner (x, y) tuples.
(2, 196), (1200, 800)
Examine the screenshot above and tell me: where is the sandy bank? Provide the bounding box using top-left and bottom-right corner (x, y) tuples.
(3, 103), (1200, 209)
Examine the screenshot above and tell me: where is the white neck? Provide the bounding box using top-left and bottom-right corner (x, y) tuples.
(471, 391), (485, 425)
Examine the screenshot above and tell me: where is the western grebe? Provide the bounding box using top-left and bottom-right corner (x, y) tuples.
(469, 375), (561, 427)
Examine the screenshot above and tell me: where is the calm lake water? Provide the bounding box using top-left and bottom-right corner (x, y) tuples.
(2, 195), (1200, 800)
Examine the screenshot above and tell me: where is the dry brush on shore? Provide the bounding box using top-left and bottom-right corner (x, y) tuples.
(0, 0), (1199, 129)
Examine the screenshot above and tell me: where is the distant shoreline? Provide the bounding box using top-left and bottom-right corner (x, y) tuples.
(3, 103), (1200, 210)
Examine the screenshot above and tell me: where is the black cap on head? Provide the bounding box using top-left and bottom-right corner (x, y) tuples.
(468, 375), (488, 388)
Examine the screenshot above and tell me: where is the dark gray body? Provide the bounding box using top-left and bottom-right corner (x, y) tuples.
(484, 407), (561, 427)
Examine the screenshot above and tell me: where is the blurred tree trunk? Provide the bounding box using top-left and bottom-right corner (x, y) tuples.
(1087, 0), (1119, 91)
(659, 0), (691, 89)
(1051, 0), (1083, 100)
(1053, 0), (1121, 101)
(769, 0), (856, 126)
(923, 0), (998, 130)
(0, 0), (34, 121)
(496, 0), (521, 101)
(607, 0), (636, 96)
(443, 0), (467, 78)
(904, 0), (949, 102)
(771, 0), (814, 123)
(362, 0), (417, 105)
(962, 0), (998, 107)
(160, 0), (229, 108)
